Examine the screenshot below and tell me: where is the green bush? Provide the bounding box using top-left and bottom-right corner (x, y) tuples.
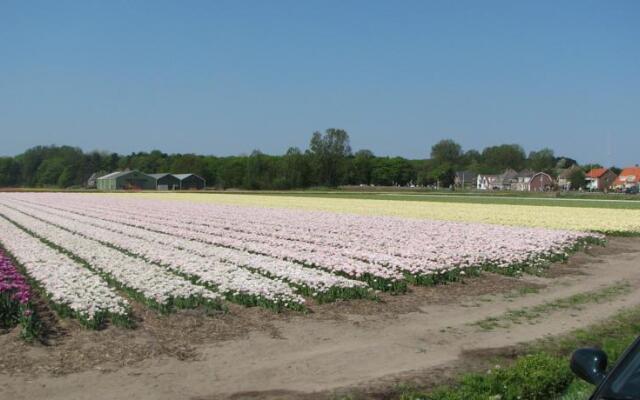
(490, 353), (573, 399)
(403, 353), (573, 400)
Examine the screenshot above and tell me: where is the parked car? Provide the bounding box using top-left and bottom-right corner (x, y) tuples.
(571, 336), (640, 399)
(625, 186), (639, 194)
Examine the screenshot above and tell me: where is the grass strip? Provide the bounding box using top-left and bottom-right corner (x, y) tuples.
(473, 281), (631, 331)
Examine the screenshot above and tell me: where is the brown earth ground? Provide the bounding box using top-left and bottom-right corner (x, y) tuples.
(1, 237), (640, 400)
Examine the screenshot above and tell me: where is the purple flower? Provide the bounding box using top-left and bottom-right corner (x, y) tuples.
(0, 251), (33, 305)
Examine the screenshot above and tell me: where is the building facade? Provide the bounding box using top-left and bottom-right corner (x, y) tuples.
(585, 168), (617, 191)
(149, 173), (181, 190)
(96, 171), (156, 190)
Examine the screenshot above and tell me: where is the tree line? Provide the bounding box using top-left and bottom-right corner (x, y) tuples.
(0, 129), (610, 189)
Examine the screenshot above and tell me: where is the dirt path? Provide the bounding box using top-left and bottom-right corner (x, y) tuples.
(1, 238), (639, 400)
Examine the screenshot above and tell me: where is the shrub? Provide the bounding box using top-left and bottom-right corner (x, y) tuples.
(410, 353), (573, 400)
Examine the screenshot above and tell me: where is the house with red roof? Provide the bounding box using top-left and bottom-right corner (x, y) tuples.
(585, 168), (617, 191)
(613, 166), (640, 190)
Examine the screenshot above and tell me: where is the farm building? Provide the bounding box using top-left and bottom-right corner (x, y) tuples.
(585, 168), (617, 191)
(529, 172), (554, 191)
(476, 174), (500, 190)
(513, 170), (535, 191)
(149, 173), (181, 190)
(477, 169), (518, 190)
(454, 171), (478, 189)
(96, 171), (156, 191)
(174, 173), (206, 190)
(500, 169), (519, 190)
(557, 165), (582, 191)
(613, 166), (640, 190)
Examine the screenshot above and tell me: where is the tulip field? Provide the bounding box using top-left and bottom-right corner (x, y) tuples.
(0, 192), (617, 331)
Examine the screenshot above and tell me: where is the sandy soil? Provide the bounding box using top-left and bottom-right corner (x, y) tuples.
(1, 237), (639, 400)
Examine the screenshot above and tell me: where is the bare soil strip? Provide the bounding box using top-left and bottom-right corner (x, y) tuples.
(1, 237), (639, 400)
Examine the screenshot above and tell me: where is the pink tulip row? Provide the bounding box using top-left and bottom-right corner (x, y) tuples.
(3, 199), (368, 303)
(0, 214), (130, 328)
(0, 204), (226, 314)
(1, 194), (603, 294)
(52, 195), (599, 271)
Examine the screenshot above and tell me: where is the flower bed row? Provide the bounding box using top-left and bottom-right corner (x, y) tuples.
(0, 249), (38, 339)
(3, 201), (312, 310)
(0, 205), (224, 316)
(0, 215), (130, 329)
(11, 199), (373, 302)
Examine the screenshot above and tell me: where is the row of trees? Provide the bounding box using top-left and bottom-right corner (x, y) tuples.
(0, 129), (606, 189)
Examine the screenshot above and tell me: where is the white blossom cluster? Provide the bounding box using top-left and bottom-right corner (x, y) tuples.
(3, 199), (308, 306)
(0, 215), (129, 322)
(0, 204), (222, 308)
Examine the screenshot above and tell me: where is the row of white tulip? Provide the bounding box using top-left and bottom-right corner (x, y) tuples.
(6, 199), (366, 303)
(10, 196), (405, 290)
(0, 204), (223, 312)
(0, 215), (129, 327)
(2, 199), (311, 308)
(48, 195), (601, 278)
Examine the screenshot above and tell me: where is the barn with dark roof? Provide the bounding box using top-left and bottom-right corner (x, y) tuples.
(173, 173), (206, 190)
(96, 171), (156, 190)
(149, 173), (181, 190)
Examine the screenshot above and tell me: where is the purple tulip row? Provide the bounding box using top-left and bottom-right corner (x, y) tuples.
(0, 249), (37, 338)
(0, 251), (31, 304)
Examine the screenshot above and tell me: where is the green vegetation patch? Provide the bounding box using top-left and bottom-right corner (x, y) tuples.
(473, 282), (631, 331)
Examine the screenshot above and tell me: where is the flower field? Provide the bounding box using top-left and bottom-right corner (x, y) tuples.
(0, 192), (608, 330)
(131, 193), (640, 234)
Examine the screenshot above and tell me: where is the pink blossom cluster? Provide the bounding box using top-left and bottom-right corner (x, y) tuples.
(0, 193), (603, 297)
(0, 250), (31, 305)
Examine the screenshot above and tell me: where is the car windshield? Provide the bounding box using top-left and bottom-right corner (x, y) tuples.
(598, 341), (640, 399)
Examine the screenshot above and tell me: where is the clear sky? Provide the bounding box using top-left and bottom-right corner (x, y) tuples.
(1, 0), (639, 166)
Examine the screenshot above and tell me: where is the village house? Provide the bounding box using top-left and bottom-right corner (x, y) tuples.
(454, 171), (478, 189)
(612, 166), (640, 190)
(476, 174), (500, 190)
(557, 165), (582, 191)
(477, 169), (518, 190)
(585, 168), (617, 191)
(513, 169), (535, 191)
(499, 168), (519, 190)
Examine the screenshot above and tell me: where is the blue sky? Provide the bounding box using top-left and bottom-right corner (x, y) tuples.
(1, 0), (639, 166)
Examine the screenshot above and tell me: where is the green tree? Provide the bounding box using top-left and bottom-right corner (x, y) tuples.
(244, 150), (277, 189)
(0, 157), (20, 186)
(527, 148), (556, 173)
(482, 144), (526, 172)
(429, 163), (455, 188)
(217, 157), (246, 189)
(555, 156), (578, 170)
(431, 139), (462, 166)
(352, 149), (375, 185)
(36, 158), (66, 186)
(528, 148), (555, 172)
(278, 147), (311, 189)
(308, 128), (352, 187)
(569, 168), (586, 190)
